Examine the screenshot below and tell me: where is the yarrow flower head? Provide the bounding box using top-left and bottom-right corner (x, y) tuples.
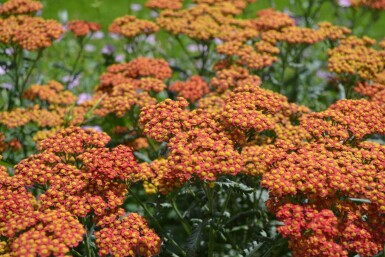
(99, 57), (172, 90)
(0, 0), (43, 16)
(301, 99), (385, 141)
(328, 36), (385, 81)
(109, 15), (159, 38)
(169, 75), (210, 102)
(167, 128), (243, 182)
(146, 0), (183, 10)
(67, 20), (101, 37)
(23, 80), (77, 105)
(95, 213), (161, 257)
(0, 15), (64, 51)
(140, 98), (189, 142)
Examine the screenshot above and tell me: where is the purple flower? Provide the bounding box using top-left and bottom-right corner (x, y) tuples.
(150, 11), (158, 18)
(62, 74), (81, 89)
(91, 31), (105, 40)
(84, 44), (96, 52)
(109, 33), (121, 40)
(115, 54), (125, 62)
(77, 93), (92, 104)
(0, 66), (6, 75)
(0, 83), (13, 90)
(130, 3), (142, 12)
(316, 70), (331, 80)
(146, 35), (156, 45)
(187, 44), (199, 52)
(102, 45), (116, 55)
(338, 0), (351, 7)
(214, 38), (223, 45)
(5, 48), (14, 55)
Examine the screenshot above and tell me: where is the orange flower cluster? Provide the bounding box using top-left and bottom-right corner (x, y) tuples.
(215, 8), (350, 71)
(109, 15), (159, 38)
(193, 0), (255, 13)
(167, 128), (243, 182)
(357, 0), (385, 9)
(251, 8), (295, 31)
(146, 0), (183, 10)
(355, 82), (385, 106)
(140, 98), (189, 142)
(0, 104), (87, 129)
(210, 66), (260, 92)
(241, 145), (287, 176)
(0, 15), (63, 51)
(217, 41), (278, 70)
(0, 0), (43, 16)
(23, 80), (77, 105)
(14, 127), (149, 218)
(196, 92), (228, 114)
(95, 213), (161, 257)
(33, 127), (62, 146)
(93, 84), (155, 118)
(328, 36), (385, 81)
(140, 77), (167, 92)
(156, 2), (254, 41)
(143, 159), (182, 194)
(260, 98), (385, 256)
(10, 209), (85, 257)
(67, 20), (101, 37)
(1, 157), (85, 257)
(222, 85), (289, 132)
(88, 57), (172, 118)
(141, 110), (244, 190)
(170, 75), (210, 102)
(99, 57), (172, 90)
(301, 99), (385, 140)
(276, 204), (347, 257)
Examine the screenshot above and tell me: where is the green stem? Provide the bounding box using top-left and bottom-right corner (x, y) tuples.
(67, 37), (86, 89)
(21, 49), (43, 93)
(129, 188), (187, 256)
(172, 199), (192, 234)
(85, 230), (93, 257)
(175, 36), (199, 74)
(205, 184), (216, 257)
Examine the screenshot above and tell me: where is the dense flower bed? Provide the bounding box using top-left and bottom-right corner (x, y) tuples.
(1, 0), (385, 256)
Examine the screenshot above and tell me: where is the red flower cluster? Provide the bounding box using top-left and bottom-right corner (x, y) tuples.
(67, 20), (101, 37)
(169, 75), (210, 102)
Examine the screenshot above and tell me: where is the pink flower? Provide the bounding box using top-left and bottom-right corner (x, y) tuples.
(338, 0), (351, 7)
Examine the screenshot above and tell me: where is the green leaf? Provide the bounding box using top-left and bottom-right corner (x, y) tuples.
(216, 179), (254, 194)
(185, 219), (208, 257)
(134, 152), (152, 163)
(0, 160), (14, 168)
